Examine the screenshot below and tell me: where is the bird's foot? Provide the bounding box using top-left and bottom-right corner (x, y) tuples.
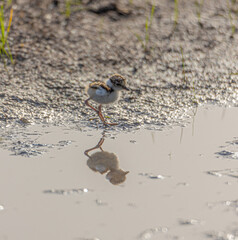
(103, 122), (118, 126)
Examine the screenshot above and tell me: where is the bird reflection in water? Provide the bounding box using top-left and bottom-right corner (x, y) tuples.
(84, 137), (129, 185)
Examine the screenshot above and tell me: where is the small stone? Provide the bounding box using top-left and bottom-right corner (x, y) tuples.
(19, 118), (31, 124)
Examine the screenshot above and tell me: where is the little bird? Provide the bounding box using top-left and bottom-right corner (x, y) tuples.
(85, 74), (129, 125)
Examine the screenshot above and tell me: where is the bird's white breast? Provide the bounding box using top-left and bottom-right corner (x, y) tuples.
(88, 86), (120, 104)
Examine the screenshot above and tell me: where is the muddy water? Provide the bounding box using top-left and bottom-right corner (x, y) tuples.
(0, 107), (238, 240)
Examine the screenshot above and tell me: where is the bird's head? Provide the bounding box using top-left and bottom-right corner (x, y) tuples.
(107, 74), (129, 91)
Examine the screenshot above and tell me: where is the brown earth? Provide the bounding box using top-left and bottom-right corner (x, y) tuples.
(0, 0), (238, 130)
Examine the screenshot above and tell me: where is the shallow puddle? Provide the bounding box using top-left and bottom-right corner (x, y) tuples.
(0, 106), (238, 240)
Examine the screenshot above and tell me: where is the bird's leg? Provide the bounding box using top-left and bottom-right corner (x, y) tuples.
(85, 98), (99, 114)
(97, 104), (106, 123)
(98, 105), (118, 126)
(85, 99), (118, 126)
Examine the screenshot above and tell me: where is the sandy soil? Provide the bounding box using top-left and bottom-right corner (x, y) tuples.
(0, 0), (238, 130)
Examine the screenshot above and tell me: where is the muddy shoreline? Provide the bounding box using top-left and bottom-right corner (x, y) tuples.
(0, 0), (238, 131)
(1, 2), (238, 239)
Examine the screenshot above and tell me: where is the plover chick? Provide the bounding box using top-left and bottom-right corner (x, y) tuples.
(85, 74), (129, 126)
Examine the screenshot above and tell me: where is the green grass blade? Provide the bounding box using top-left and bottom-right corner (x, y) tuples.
(6, 39), (13, 63)
(145, 16), (149, 32)
(145, 16), (149, 46)
(150, 2), (155, 25)
(0, 5), (5, 42)
(0, 4), (13, 63)
(135, 33), (145, 49)
(65, 0), (71, 18)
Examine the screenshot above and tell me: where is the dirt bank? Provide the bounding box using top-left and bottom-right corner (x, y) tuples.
(0, 0), (238, 130)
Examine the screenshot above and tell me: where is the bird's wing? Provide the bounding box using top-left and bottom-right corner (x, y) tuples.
(89, 82), (111, 96)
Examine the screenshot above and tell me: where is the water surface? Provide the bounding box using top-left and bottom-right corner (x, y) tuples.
(0, 107), (238, 240)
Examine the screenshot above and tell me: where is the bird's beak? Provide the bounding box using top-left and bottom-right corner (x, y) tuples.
(122, 86), (130, 91)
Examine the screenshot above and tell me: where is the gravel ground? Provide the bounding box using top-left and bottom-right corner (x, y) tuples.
(0, 0), (238, 131)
